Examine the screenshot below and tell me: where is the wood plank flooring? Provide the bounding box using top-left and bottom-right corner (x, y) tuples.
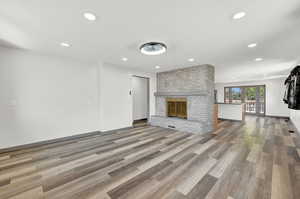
(0, 116), (299, 199)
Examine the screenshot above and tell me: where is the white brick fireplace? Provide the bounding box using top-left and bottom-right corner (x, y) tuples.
(150, 65), (215, 134)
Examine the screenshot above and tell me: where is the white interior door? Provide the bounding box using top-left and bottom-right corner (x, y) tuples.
(132, 76), (148, 121)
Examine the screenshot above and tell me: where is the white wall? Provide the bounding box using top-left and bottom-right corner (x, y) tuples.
(0, 47), (157, 149)
(0, 46), (157, 149)
(132, 76), (149, 120)
(290, 110), (300, 132)
(0, 47), (100, 149)
(215, 78), (289, 117)
(98, 63), (156, 131)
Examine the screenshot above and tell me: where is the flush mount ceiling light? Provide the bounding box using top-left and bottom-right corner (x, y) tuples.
(248, 43), (257, 48)
(255, 58), (263, 61)
(140, 42), (167, 55)
(233, 12), (246, 20)
(83, 12), (97, 21)
(122, 57), (128, 62)
(60, 42), (71, 47)
(155, 65), (161, 69)
(188, 58), (195, 62)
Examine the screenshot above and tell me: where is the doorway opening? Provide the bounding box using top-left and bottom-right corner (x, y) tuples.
(224, 85), (266, 116)
(132, 76), (150, 127)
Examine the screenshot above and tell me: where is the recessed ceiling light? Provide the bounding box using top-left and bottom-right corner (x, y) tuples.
(233, 12), (246, 20)
(255, 58), (263, 61)
(155, 65), (160, 69)
(122, 57), (128, 62)
(248, 43), (257, 48)
(60, 42), (71, 47)
(83, 12), (96, 21)
(188, 58), (195, 62)
(140, 42), (167, 55)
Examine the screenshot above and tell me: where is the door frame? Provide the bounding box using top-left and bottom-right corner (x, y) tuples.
(224, 85), (266, 116)
(131, 75), (150, 123)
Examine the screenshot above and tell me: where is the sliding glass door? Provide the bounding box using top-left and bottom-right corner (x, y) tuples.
(258, 86), (265, 115)
(224, 85), (265, 116)
(244, 87), (257, 114)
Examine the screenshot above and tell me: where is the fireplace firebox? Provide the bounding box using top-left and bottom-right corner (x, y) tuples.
(167, 98), (187, 119)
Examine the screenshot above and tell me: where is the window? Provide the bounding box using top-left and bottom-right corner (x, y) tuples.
(231, 87), (242, 103)
(224, 85), (265, 115)
(225, 88), (230, 103)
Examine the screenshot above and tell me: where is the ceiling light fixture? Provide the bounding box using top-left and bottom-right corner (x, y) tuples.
(122, 57), (128, 62)
(248, 43), (257, 48)
(255, 58), (263, 61)
(233, 12), (246, 20)
(83, 12), (97, 21)
(155, 65), (160, 69)
(60, 42), (71, 47)
(140, 42), (167, 55)
(188, 58), (195, 62)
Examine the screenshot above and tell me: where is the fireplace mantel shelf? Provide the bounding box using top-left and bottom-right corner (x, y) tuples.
(154, 91), (208, 96)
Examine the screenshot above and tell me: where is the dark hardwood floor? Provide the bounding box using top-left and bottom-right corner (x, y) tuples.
(0, 116), (299, 199)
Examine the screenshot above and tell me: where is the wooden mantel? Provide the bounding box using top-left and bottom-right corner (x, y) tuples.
(154, 91), (208, 97)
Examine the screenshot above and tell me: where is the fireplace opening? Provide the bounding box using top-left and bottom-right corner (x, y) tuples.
(167, 98), (187, 119)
